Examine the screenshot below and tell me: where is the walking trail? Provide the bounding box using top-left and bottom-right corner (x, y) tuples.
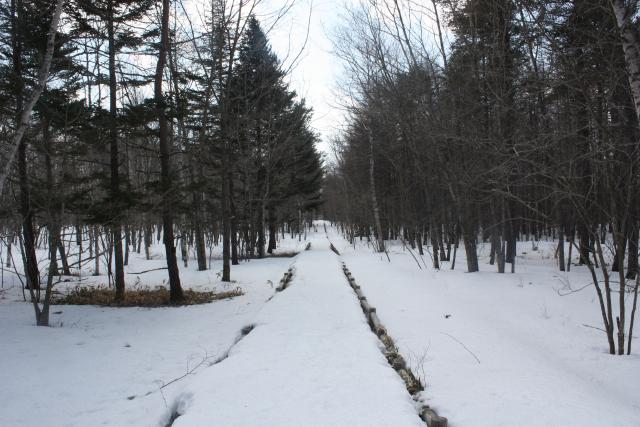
(170, 230), (424, 426)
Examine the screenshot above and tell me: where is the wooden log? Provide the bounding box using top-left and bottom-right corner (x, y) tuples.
(391, 355), (406, 370)
(360, 299), (372, 314)
(397, 369), (411, 384)
(369, 312), (385, 335)
(329, 243), (341, 255)
(420, 407), (448, 427)
(383, 350), (397, 362)
(398, 369), (422, 394)
(380, 334), (396, 350)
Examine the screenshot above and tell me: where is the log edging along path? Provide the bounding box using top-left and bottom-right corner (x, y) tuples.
(275, 266), (295, 292)
(167, 263), (296, 426)
(340, 262), (448, 427)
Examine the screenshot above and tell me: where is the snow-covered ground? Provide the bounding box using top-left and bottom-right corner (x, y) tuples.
(2, 223), (639, 426)
(0, 226), (422, 427)
(0, 237), (299, 426)
(171, 239), (423, 427)
(338, 235), (640, 427)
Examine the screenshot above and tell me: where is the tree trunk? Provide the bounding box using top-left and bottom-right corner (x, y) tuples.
(230, 177), (239, 265)
(155, 0), (183, 303)
(558, 231), (566, 272)
(93, 225), (100, 276)
(430, 224), (440, 269)
(451, 231), (458, 271)
(194, 194), (207, 271)
(267, 207), (277, 254)
(257, 208), (266, 259)
(463, 231), (479, 273)
(76, 223), (83, 270)
(37, 224), (59, 326)
(57, 239), (70, 275)
(614, 228), (627, 355)
(18, 128), (39, 291)
(180, 235), (188, 268)
(506, 221), (517, 265)
(438, 225), (447, 262)
(627, 226), (638, 279)
(368, 128), (385, 253)
(577, 224), (590, 265)
(611, 0), (640, 122)
(489, 231), (498, 266)
(124, 226), (130, 266)
(144, 224), (152, 260)
(136, 228), (142, 254)
(6, 235), (12, 268)
(107, 0), (125, 303)
(221, 169), (231, 282)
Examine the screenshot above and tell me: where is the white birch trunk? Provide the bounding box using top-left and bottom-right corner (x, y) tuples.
(611, 0), (640, 121)
(368, 129), (385, 253)
(0, 0), (65, 195)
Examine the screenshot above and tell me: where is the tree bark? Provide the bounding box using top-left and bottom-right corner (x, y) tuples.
(267, 207), (277, 254)
(57, 239), (70, 275)
(155, 0), (183, 303)
(221, 168), (231, 281)
(367, 128), (385, 253)
(230, 176), (239, 265)
(193, 193), (207, 270)
(463, 231), (479, 273)
(93, 225), (100, 275)
(107, 0), (125, 303)
(627, 226), (638, 279)
(430, 224), (440, 269)
(558, 230), (566, 272)
(611, 0), (640, 122)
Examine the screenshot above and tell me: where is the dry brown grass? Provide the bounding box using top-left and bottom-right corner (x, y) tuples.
(52, 285), (243, 307)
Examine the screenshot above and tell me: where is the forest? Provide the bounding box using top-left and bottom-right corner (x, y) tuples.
(325, 0), (640, 356)
(1, 1), (640, 426)
(0, 0), (323, 323)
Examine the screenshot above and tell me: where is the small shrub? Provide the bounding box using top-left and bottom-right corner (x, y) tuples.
(52, 285), (243, 307)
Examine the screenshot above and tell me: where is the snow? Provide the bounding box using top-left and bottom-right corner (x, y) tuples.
(1, 224), (639, 426)
(0, 227), (423, 427)
(339, 236), (640, 427)
(171, 241), (423, 427)
(0, 241), (295, 426)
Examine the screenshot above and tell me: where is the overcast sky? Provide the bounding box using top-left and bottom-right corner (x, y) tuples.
(256, 0), (347, 157)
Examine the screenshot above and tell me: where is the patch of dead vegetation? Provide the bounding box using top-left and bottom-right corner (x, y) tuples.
(52, 285), (243, 307)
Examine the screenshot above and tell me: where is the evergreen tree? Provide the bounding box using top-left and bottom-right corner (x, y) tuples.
(227, 16), (323, 257)
(70, 0), (154, 302)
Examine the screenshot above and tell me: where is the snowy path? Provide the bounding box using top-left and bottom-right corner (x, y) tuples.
(170, 239), (424, 427)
